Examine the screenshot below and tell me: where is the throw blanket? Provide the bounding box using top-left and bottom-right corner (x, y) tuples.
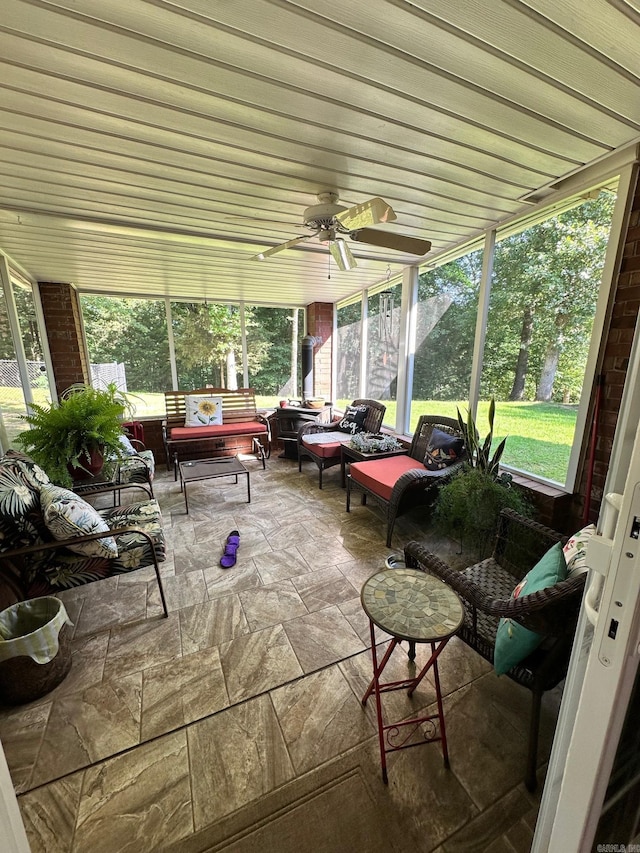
(302, 431), (352, 446)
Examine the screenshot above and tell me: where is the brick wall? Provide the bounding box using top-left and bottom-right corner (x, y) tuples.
(38, 282), (90, 396)
(306, 302), (333, 399)
(573, 169), (640, 526)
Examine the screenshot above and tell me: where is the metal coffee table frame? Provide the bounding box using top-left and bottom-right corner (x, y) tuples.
(360, 567), (464, 783)
(179, 457), (250, 514)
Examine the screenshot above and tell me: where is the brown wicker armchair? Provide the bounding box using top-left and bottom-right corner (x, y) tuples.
(346, 414), (465, 546)
(404, 509), (587, 791)
(297, 399), (386, 489)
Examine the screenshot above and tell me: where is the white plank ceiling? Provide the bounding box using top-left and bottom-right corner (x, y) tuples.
(0, 0), (638, 306)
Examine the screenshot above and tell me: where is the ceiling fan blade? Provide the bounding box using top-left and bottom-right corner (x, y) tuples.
(350, 228), (432, 256)
(329, 239), (357, 271)
(335, 197), (397, 229)
(252, 235), (311, 261)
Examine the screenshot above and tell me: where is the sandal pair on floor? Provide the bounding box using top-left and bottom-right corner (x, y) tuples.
(220, 530), (240, 568)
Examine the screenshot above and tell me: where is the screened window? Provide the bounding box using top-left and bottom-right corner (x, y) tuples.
(246, 306), (304, 407)
(81, 296), (170, 417)
(365, 281), (402, 425)
(170, 302), (241, 392)
(335, 300), (361, 406)
(410, 251), (482, 432)
(479, 190), (616, 484)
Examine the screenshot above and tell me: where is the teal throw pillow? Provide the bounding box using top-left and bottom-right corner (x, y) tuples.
(494, 541), (567, 676)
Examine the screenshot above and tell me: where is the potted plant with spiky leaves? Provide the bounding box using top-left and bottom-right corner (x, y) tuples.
(434, 399), (531, 556)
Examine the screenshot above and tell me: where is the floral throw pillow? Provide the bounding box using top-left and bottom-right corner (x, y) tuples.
(119, 433), (137, 455)
(423, 428), (464, 471)
(562, 523), (596, 577)
(40, 483), (118, 558)
(184, 395), (223, 427)
(337, 404), (369, 435)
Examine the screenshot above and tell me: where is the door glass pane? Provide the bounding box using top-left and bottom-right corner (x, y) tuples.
(13, 279), (49, 404)
(246, 306), (304, 407)
(0, 287), (27, 446)
(81, 295), (170, 416)
(410, 251), (483, 432)
(594, 664), (640, 846)
(336, 300), (361, 407)
(366, 282), (402, 426)
(0, 276), (52, 448)
(479, 190), (616, 485)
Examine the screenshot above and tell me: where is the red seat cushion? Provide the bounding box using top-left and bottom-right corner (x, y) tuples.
(302, 439), (342, 459)
(170, 422), (267, 440)
(350, 457), (425, 501)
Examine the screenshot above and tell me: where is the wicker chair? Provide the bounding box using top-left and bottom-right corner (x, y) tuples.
(297, 399), (386, 489)
(404, 509), (587, 791)
(346, 414), (465, 546)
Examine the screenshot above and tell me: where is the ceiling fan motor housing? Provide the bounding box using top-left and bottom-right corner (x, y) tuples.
(303, 192), (348, 231)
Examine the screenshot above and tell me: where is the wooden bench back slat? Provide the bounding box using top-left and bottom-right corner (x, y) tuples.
(164, 388), (259, 428)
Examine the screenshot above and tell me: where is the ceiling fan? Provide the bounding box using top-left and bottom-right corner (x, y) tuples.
(251, 191), (431, 271)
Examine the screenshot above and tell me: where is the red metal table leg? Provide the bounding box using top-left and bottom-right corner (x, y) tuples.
(365, 619), (390, 783)
(363, 628), (453, 781)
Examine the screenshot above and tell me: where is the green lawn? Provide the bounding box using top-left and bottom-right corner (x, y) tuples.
(1, 387), (577, 485)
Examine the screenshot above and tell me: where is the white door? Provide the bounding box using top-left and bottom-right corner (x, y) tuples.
(533, 317), (640, 850)
(0, 740), (30, 852)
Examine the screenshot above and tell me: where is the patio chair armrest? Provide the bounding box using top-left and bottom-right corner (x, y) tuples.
(404, 541), (499, 612)
(255, 412), (272, 441)
(0, 527), (135, 559)
(389, 463), (460, 504)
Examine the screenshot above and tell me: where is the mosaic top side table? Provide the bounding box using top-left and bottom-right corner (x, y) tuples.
(360, 567), (464, 783)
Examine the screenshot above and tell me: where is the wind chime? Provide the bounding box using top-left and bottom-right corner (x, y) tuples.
(379, 266), (394, 367)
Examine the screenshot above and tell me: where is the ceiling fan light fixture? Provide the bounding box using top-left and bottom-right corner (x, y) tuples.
(318, 228), (335, 244)
(330, 238), (357, 271)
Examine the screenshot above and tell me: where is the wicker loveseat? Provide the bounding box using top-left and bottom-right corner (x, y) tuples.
(0, 450), (167, 617)
(346, 415), (466, 546)
(404, 509), (587, 791)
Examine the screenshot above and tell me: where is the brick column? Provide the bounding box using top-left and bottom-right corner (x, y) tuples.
(575, 171), (640, 525)
(38, 282), (90, 397)
(306, 302), (333, 399)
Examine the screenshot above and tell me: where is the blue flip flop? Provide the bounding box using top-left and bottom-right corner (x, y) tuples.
(220, 530), (240, 568)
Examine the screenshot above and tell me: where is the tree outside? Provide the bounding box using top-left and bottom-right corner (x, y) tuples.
(481, 192), (615, 404)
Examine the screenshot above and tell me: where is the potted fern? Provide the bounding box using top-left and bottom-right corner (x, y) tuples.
(433, 399), (531, 556)
(15, 383), (131, 488)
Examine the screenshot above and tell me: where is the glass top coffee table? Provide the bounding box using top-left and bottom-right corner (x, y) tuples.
(360, 567), (464, 783)
(178, 457), (250, 514)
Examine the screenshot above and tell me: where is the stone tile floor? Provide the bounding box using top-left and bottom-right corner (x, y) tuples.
(0, 454), (560, 852)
